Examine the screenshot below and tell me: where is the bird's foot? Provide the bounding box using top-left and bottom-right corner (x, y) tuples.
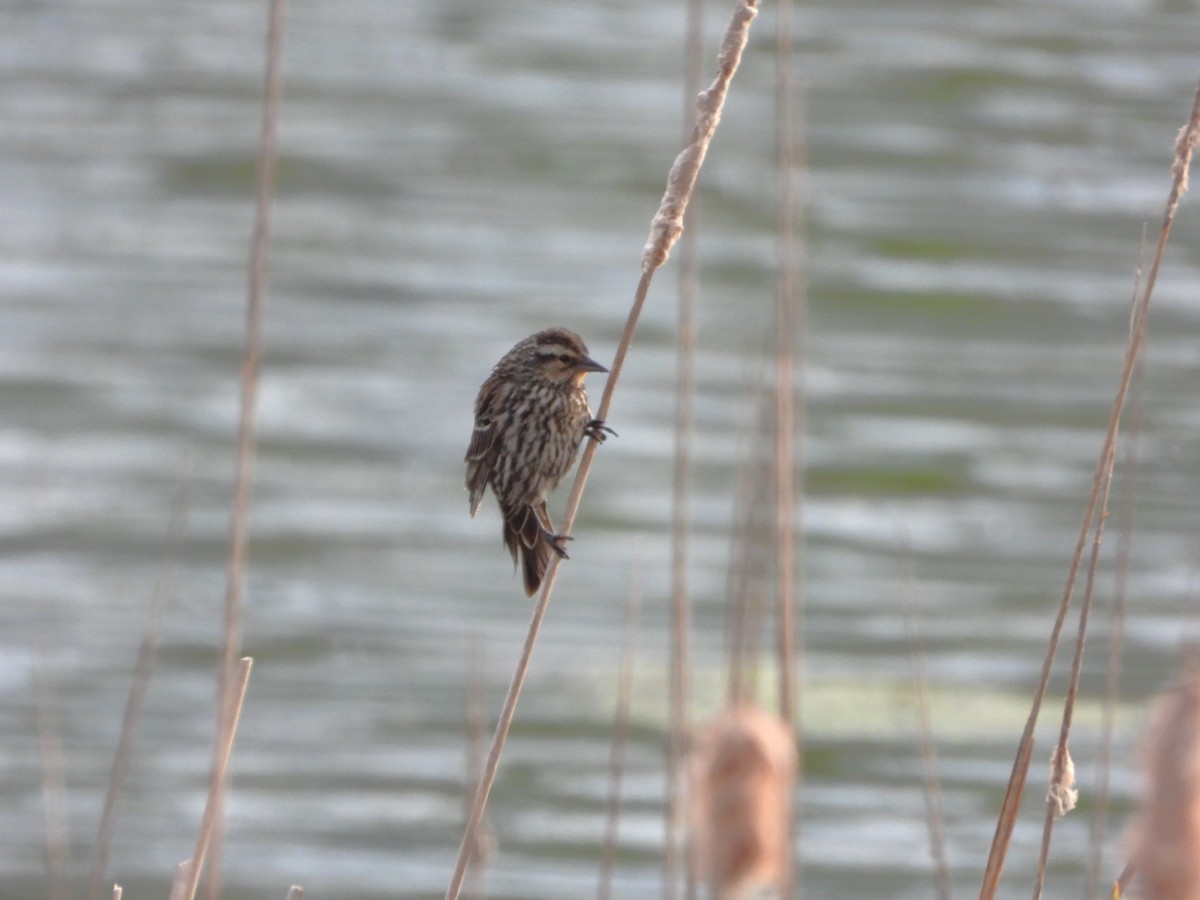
(538, 524), (573, 559)
(548, 533), (573, 559)
(585, 419), (617, 443)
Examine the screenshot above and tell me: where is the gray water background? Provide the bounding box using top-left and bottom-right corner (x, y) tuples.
(2, 0), (1200, 897)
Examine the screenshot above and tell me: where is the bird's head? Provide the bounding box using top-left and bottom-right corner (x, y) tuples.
(527, 328), (608, 385)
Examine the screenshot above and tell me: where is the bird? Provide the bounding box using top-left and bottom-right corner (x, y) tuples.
(465, 327), (614, 596)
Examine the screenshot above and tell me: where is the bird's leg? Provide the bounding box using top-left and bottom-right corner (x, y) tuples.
(585, 419), (617, 443)
(533, 501), (572, 559)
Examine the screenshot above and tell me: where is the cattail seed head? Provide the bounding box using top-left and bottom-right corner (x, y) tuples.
(1130, 657), (1200, 900)
(689, 705), (796, 899)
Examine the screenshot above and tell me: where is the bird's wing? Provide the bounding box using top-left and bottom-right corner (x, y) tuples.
(464, 377), (508, 516)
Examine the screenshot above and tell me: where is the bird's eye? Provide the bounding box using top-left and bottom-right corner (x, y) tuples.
(557, 354), (572, 363)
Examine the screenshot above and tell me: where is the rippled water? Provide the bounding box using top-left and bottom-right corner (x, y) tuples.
(3, 0), (1200, 897)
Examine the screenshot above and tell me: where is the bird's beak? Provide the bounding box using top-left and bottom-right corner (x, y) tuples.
(575, 355), (608, 374)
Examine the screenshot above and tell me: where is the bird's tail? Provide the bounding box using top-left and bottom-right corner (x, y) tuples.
(502, 502), (554, 597)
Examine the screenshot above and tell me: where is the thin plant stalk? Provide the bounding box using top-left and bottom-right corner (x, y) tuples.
(978, 81), (1200, 899)
(725, 393), (774, 709)
(33, 652), (70, 900)
(111, 887), (122, 900)
(598, 563), (644, 900)
(179, 657), (255, 900)
(1085, 237), (1147, 900)
(773, 0), (805, 890)
(723, 393), (756, 708)
(1031, 413), (1120, 898)
(206, 0), (286, 895)
(1085, 469), (1137, 896)
(444, 5), (761, 897)
(284, 887), (304, 900)
(773, 0), (799, 735)
(903, 593), (952, 900)
(740, 453), (773, 708)
(666, 0), (704, 892)
(169, 861), (194, 900)
(86, 476), (190, 900)
(723, 446), (755, 710)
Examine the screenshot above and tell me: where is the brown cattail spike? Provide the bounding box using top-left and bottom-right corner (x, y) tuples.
(1130, 657), (1200, 900)
(690, 705), (797, 899)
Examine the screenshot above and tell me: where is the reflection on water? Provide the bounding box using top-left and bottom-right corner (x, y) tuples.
(2, 0), (1199, 896)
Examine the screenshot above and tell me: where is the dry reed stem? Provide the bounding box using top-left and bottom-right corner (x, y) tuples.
(205, 0), (286, 895)
(86, 478), (190, 900)
(111, 886), (122, 900)
(1128, 658), (1200, 900)
(689, 705), (796, 899)
(643, 0), (759, 273)
(725, 394), (774, 709)
(443, 5), (760, 898)
(902, 577), (952, 900)
(773, 0), (805, 889)
(284, 887), (304, 900)
(1086, 241), (1147, 900)
(772, 0), (800, 736)
(33, 652), (70, 900)
(598, 563), (644, 900)
(180, 657), (254, 900)
(169, 860), (193, 900)
(723, 403), (756, 708)
(978, 80), (1200, 900)
(672, 234), (699, 900)
(666, 0), (706, 893)
(1032, 429), (1120, 898)
(724, 451), (755, 710)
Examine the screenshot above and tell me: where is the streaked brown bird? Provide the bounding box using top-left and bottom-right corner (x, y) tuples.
(465, 328), (613, 596)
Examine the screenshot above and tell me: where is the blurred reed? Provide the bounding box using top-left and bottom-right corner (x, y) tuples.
(664, 0), (705, 885)
(980, 79), (1200, 900)
(689, 705), (796, 899)
(902, 570), (951, 900)
(1128, 657), (1200, 900)
(173, 657), (254, 900)
(34, 650), (70, 900)
(206, 0), (287, 893)
(1085, 234), (1148, 900)
(598, 563), (644, 900)
(86, 474), (190, 900)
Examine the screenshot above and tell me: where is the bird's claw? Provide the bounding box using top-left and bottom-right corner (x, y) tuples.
(548, 533), (573, 559)
(536, 522), (573, 559)
(586, 419), (617, 443)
